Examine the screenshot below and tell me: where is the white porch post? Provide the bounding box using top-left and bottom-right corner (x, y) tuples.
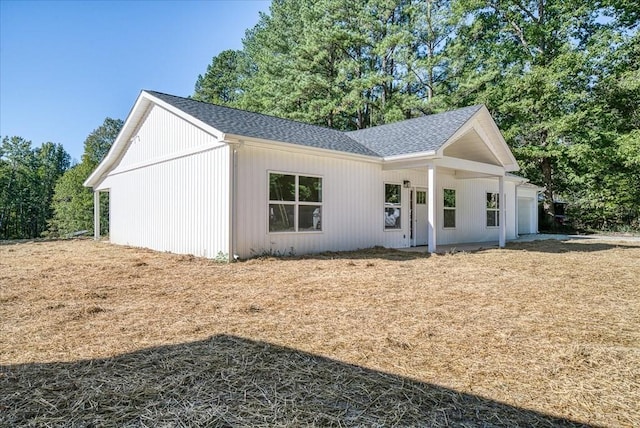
(93, 190), (100, 240)
(427, 164), (437, 253)
(499, 175), (506, 248)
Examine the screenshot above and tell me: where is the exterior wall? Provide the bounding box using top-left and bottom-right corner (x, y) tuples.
(517, 186), (539, 234)
(105, 106), (230, 258)
(235, 145), (385, 257)
(433, 173), (517, 245)
(235, 144), (520, 257)
(114, 104), (221, 169)
(382, 170), (518, 246)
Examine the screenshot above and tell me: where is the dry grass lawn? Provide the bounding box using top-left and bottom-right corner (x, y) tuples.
(1, 238), (639, 427)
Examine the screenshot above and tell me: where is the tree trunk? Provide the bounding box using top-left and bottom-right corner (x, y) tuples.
(540, 157), (556, 229)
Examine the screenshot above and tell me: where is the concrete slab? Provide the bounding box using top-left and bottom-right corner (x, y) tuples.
(397, 233), (640, 254)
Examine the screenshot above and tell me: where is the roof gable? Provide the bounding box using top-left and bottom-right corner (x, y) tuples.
(346, 105), (483, 157)
(442, 128), (501, 165)
(146, 91), (378, 157)
(85, 90), (518, 188)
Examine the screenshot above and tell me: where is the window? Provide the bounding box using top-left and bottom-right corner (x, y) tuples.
(384, 183), (401, 229)
(486, 192), (499, 227)
(269, 173), (322, 232)
(416, 191), (426, 205)
(443, 189), (456, 228)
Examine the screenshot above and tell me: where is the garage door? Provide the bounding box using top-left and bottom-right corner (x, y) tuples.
(518, 197), (534, 234)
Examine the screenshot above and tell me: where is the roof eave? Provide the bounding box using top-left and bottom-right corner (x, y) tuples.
(224, 133), (382, 163)
(84, 90), (229, 189)
(84, 91), (152, 188)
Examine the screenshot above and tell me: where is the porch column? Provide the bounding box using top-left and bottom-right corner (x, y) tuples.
(93, 190), (100, 240)
(427, 164), (437, 253)
(498, 175), (506, 248)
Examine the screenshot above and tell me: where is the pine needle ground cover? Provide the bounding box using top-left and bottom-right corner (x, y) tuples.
(1, 239), (639, 427)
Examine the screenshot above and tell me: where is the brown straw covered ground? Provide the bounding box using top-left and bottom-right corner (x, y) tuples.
(1, 238), (639, 427)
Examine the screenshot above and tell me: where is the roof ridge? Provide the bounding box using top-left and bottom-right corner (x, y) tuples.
(144, 90), (351, 135)
(346, 104), (484, 135)
(143, 90), (381, 157)
(143, 90), (484, 158)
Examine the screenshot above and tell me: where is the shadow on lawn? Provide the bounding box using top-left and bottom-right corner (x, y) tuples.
(506, 239), (639, 254)
(249, 246), (432, 261)
(2, 335), (591, 427)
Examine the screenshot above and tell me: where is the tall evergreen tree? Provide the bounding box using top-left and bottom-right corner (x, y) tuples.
(0, 137), (69, 239)
(49, 118), (123, 237)
(446, 0), (634, 226)
(192, 0), (638, 231)
(193, 49), (251, 105)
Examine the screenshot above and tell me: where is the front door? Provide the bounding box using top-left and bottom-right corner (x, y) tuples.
(414, 188), (428, 246)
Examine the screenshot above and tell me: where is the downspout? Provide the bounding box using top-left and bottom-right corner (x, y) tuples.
(498, 175), (506, 248)
(228, 143), (239, 262)
(515, 182), (522, 238)
(93, 190), (100, 240)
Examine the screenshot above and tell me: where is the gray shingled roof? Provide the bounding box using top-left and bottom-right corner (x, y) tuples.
(146, 90), (481, 158)
(146, 91), (378, 157)
(346, 105), (483, 157)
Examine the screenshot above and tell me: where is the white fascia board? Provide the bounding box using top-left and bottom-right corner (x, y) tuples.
(84, 91), (227, 189)
(478, 105), (519, 169)
(437, 119), (475, 153)
(434, 157), (505, 176)
(382, 150), (437, 162)
(505, 174), (529, 183)
(224, 133), (382, 164)
(84, 93), (151, 188)
(381, 151), (438, 170)
(436, 106), (519, 172)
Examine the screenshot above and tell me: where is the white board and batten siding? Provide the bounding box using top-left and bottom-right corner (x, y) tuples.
(235, 145), (384, 258)
(104, 104), (231, 258)
(382, 170), (518, 246)
(235, 144), (520, 258)
(517, 185), (539, 235)
(434, 174), (518, 245)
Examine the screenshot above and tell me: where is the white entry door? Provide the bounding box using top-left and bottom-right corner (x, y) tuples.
(415, 188), (428, 246)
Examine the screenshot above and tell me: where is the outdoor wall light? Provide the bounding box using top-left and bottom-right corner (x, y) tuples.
(403, 180), (411, 188)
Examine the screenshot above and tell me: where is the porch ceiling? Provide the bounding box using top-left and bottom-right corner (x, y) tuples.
(442, 129), (501, 166)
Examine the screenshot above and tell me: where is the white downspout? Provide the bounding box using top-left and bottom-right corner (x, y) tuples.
(498, 175), (506, 248)
(427, 163), (437, 253)
(93, 190), (100, 240)
(228, 145), (238, 262)
(515, 182), (521, 238)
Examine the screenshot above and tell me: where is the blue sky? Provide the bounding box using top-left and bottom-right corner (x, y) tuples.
(0, 0), (270, 162)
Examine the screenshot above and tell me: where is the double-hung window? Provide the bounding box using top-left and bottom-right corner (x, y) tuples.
(486, 192), (499, 227)
(443, 189), (456, 228)
(384, 183), (401, 229)
(269, 173), (322, 232)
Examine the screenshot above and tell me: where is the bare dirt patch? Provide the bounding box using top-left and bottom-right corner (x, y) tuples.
(1, 239), (639, 426)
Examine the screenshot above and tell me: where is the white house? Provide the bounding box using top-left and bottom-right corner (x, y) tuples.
(84, 90), (540, 260)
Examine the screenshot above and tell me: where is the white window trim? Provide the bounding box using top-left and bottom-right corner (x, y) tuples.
(443, 188), (456, 229)
(268, 171), (323, 234)
(384, 182), (402, 231)
(486, 191), (500, 228)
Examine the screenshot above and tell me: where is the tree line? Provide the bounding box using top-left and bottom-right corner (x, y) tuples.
(194, 0), (639, 231)
(1, 0), (637, 240)
(0, 118), (122, 240)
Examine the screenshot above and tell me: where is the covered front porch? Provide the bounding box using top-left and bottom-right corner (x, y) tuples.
(378, 105), (524, 253)
(384, 158), (515, 254)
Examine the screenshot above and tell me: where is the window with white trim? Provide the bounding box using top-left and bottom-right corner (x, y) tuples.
(269, 173), (322, 232)
(384, 183), (401, 229)
(486, 192), (499, 227)
(443, 189), (456, 228)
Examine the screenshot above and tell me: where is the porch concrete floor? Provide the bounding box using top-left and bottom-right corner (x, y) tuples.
(398, 233), (640, 254)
